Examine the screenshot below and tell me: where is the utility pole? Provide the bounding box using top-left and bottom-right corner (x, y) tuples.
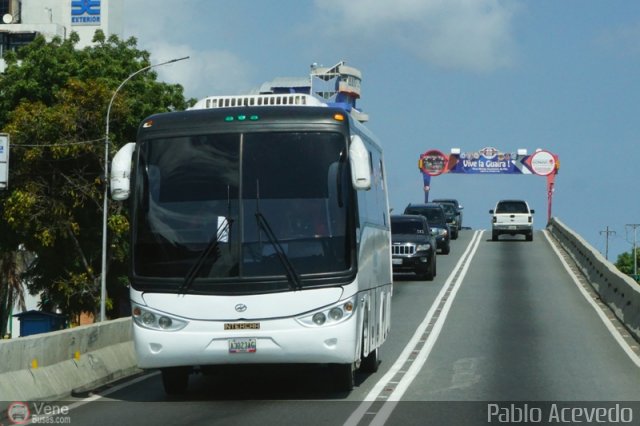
(599, 226), (616, 260)
(625, 224), (640, 279)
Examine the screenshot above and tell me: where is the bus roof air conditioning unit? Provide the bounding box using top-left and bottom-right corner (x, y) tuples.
(190, 94), (327, 110)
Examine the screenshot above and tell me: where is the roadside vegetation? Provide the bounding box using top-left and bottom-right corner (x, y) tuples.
(0, 30), (192, 334)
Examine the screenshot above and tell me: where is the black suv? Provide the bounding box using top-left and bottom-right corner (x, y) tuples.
(404, 203), (451, 254)
(432, 198), (463, 229)
(434, 201), (459, 240)
(390, 215), (437, 280)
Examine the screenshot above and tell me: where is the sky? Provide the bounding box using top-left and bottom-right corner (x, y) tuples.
(123, 0), (640, 262)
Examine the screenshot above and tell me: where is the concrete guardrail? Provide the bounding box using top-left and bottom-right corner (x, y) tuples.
(0, 317), (139, 403)
(548, 217), (640, 342)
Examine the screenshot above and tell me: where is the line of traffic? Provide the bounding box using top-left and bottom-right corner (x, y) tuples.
(344, 230), (484, 426)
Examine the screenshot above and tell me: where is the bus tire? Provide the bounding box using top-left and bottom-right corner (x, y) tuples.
(360, 347), (379, 373)
(333, 363), (355, 391)
(161, 367), (190, 395)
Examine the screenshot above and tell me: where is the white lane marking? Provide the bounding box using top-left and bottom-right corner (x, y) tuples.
(344, 230), (484, 426)
(543, 230), (640, 368)
(20, 372), (159, 425)
(67, 371), (160, 406)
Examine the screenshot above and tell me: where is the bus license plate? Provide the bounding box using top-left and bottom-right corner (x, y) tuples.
(229, 338), (257, 353)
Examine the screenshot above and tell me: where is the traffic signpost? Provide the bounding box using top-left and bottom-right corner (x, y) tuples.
(0, 133), (9, 190)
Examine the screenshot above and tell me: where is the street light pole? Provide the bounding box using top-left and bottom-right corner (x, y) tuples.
(625, 224), (640, 281)
(100, 56), (189, 322)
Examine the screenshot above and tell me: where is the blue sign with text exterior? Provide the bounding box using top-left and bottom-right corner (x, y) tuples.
(71, 0), (101, 26)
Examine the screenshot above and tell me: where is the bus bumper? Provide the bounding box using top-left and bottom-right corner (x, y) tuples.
(133, 313), (360, 369)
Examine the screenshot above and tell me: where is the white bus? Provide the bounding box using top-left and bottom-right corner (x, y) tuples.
(110, 93), (392, 394)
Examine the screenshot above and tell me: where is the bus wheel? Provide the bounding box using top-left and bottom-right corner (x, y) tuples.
(360, 347), (379, 373)
(333, 363), (355, 391)
(161, 367), (190, 395)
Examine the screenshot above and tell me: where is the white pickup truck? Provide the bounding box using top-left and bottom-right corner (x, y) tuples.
(489, 199), (535, 241)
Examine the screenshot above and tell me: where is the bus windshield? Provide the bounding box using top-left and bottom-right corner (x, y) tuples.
(133, 131), (351, 289)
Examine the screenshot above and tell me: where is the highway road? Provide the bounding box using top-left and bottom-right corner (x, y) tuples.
(51, 230), (640, 425)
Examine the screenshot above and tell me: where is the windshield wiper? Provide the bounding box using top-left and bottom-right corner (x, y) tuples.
(179, 218), (231, 294)
(337, 148), (346, 208)
(255, 212), (302, 291)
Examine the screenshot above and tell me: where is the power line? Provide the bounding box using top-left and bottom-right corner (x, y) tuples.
(12, 137), (104, 148)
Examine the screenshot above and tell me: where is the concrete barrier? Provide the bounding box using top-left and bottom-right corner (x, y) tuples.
(547, 217), (640, 341)
(0, 317), (140, 402)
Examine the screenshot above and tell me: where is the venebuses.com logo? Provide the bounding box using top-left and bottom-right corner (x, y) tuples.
(4, 401), (71, 424)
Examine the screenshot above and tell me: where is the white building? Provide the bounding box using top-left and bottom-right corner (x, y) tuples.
(0, 0), (123, 72)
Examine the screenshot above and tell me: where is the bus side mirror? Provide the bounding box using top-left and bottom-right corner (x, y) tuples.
(110, 142), (136, 201)
(349, 135), (371, 190)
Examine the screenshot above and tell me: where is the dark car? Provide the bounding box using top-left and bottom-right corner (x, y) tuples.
(403, 203), (451, 254)
(434, 201), (459, 240)
(432, 198), (463, 229)
(390, 215), (437, 280)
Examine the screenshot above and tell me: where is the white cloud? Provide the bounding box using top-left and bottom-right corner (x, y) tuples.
(146, 42), (253, 99)
(122, 1), (252, 99)
(313, 0), (519, 72)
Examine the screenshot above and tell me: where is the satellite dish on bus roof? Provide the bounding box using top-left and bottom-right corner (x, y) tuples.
(2, 14), (13, 24)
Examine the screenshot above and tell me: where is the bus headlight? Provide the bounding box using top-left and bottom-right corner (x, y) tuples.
(313, 313), (326, 325)
(328, 307), (343, 321)
(132, 303), (188, 331)
(296, 297), (356, 327)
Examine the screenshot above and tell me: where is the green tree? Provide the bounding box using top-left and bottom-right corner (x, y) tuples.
(0, 30), (191, 321)
(615, 250), (640, 281)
